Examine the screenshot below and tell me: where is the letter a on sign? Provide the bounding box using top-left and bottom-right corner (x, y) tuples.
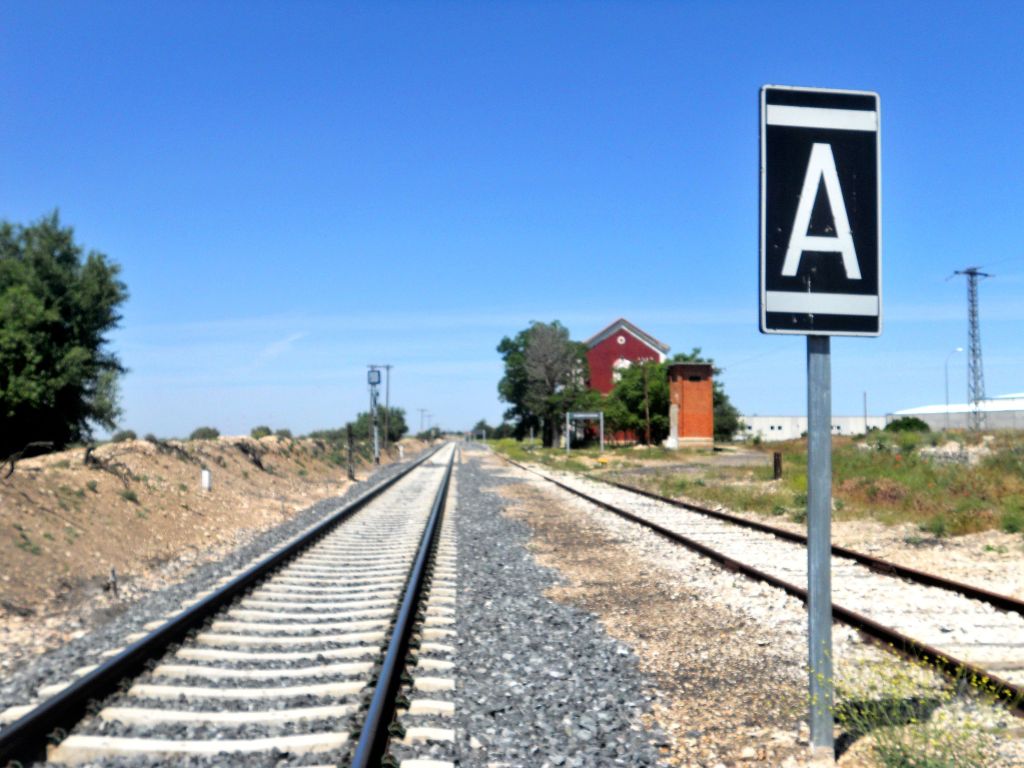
(781, 143), (860, 279)
(760, 85), (881, 336)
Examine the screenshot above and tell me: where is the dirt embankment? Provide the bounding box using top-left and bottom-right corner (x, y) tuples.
(0, 436), (423, 664)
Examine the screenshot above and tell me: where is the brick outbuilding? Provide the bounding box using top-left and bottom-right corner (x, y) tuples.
(664, 362), (714, 448)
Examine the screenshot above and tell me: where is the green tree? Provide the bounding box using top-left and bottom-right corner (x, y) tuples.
(497, 321), (595, 447)
(492, 421), (515, 439)
(250, 425), (272, 439)
(346, 407), (408, 443)
(0, 212), (128, 456)
(605, 360), (671, 444)
(884, 416), (930, 433)
(605, 349), (742, 444)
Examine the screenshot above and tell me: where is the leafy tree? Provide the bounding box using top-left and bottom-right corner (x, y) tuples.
(605, 348), (742, 444)
(190, 426), (220, 440)
(250, 425), (272, 439)
(469, 419), (514, 440)
(274, 428), (293, 439)
(110, 429), (137, 443)
(885, 416), (930, 433)
(605, 360), (671, 444)
(0, 212), (128, 456)
(492, 421), (515, 439)
(497, 321), (594, 447)
(346, 407), (408, 443)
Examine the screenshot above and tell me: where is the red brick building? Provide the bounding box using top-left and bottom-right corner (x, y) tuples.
(584, 318), (670, 394)
(665, 362), (714, 448)
(583, 318), (715, 447)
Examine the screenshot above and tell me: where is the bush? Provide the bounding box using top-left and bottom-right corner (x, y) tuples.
(189, 426), (220, 440)
(274, 429), (292, 439)
(920, 514), (949, 538)
(885, 416), (931, 433)
(250, 425), (272, 439)
(110, 429), (136, 443)
(119, 488), (139, 503)
(999, 500), (1024, 534)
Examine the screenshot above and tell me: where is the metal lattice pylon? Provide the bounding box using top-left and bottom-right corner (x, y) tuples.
(954, 267), (991, 430)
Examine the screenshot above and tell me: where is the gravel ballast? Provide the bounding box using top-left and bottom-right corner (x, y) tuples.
(453, 446), (670, 767)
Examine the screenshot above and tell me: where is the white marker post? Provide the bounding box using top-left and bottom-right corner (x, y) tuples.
(760, 85), (881, 755)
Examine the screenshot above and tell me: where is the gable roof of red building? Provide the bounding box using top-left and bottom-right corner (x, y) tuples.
(583, 317), (670, 354)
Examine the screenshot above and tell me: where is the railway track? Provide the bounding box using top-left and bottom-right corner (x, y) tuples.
(500, 454), (1024, 712)
(0, 443), (458, 767)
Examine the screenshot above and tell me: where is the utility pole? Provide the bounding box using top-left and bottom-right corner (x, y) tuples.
(953, 267), (992, 430)
(418, 408), (427, 434)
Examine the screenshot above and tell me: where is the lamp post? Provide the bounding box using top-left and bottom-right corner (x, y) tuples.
(945, 347), (963, 431)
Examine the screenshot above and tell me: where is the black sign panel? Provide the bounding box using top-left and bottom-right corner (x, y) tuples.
(760, 86), (881, 336)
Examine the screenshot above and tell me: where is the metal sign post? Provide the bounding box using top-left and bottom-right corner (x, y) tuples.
(806, 334), (832, 749)
(760, 84), (881, 756)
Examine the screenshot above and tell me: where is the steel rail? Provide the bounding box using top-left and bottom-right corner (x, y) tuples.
(350, 446), (455, 768)
(0, 444), (445, 767)
(501, 455), (1024, 715)
(601, 477), (1024, 617)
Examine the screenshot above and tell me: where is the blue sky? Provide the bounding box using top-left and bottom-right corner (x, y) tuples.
(3, 2), (1022, 436)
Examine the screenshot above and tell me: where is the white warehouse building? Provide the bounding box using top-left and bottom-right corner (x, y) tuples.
(741, 392), (1024, 441)
(889, 393), (1024, 431)
(740, 415), (887, 442)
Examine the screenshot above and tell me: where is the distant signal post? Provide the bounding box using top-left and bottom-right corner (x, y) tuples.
(368, 366), (382, 465)
(760, 85), (881, 756)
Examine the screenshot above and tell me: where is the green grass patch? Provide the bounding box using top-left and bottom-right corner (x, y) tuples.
(119, 489), (139, 504)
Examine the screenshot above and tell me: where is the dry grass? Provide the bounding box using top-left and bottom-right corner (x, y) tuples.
(491, 431), (1024, 538)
